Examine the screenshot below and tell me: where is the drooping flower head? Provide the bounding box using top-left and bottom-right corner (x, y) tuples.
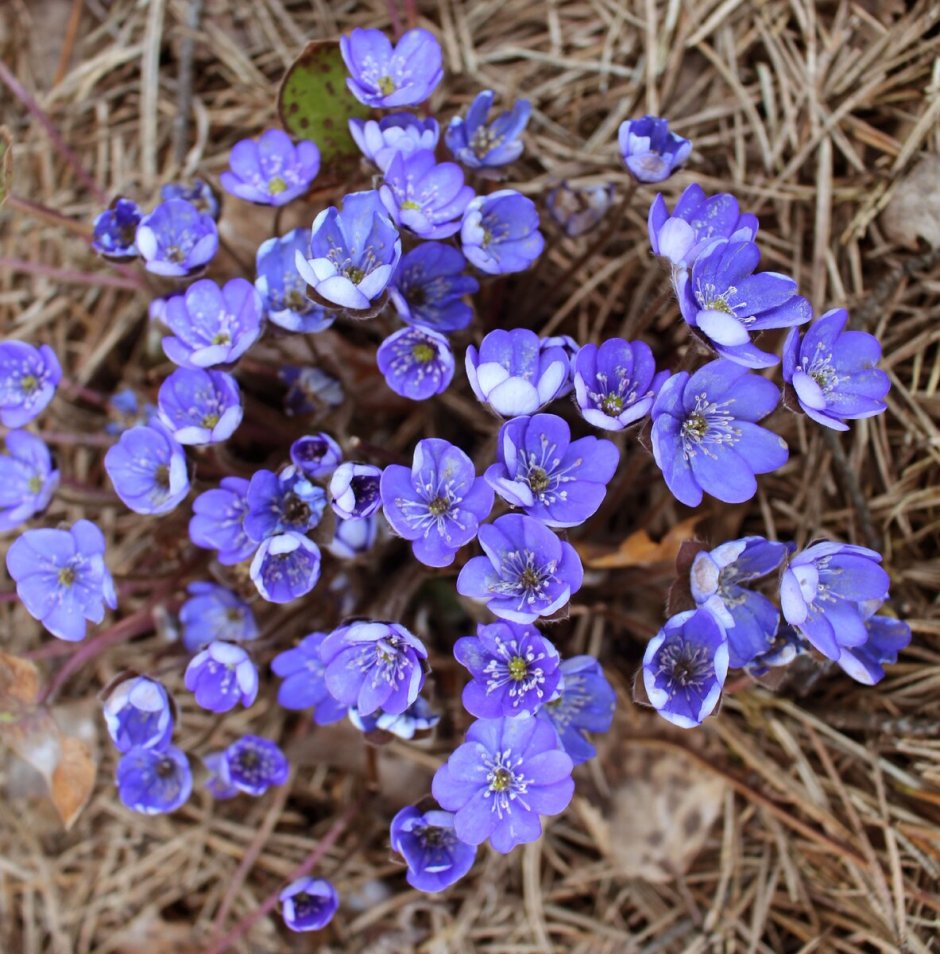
(782, 308), (890, 430)
(220, 129), (320, 206)
(272, 631), (348, 725)
(290, 433), (343, 481)
(546, 182), (614, 238)
(184, 640), (259, 712)
(390, 806), (477, 892)
(116, 745), (192, 814)
(389, 242), (478, 333)
(381, 438), (493, 568)
(650, 360), (788, 507)
(179, 582), (258, 652)
(0, 341), (61, 427)
(135, 199), (218, 277)
(189, 477), (255, 565)
(6, 519), (117, 641)
(836, 611), (911, 686)
(432, 716), (574, 854)
(157, 368), (242, 445)
(461, 190), (544, 274)
(280, 877), (339, 933)
(249, 532), (322, 603)
(244, 466), (327, 543)
(104, 421), (190, 515)
(349, 113), (440, 172)
(160, 178), (220, 220)
(330, 462), (383, 519)
(643, 608), (729, 729)
(446, 90), (532, 171)
(92, 197), (142, 260)
(457, 513), (583, 624)
(213, 734), (290, 796)
(341, 27), (443, 108)
(617, 116), (692, 183)
(255, 229), (334, 334)
(0, 430), (59, 532)
(377, 326), (455, 401)
(102, 676), (173, 753)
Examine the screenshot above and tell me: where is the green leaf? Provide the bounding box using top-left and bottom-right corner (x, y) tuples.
(277, 40), (370, 171)
(0, 127), (12, 209)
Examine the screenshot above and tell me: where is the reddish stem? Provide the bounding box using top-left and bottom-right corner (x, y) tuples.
(0, 256), (146, 292)
(384, 0), (403, 38)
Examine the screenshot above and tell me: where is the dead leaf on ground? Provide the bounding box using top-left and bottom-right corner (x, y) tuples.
(579, 516), (702, 569)
(51, 735), (96, 830)
(882, 155), (940, 249)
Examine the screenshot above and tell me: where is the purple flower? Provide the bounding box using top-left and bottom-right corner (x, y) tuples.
(92, 198), (141, 260)
(651, 360), (788, 507)
(461, 190), (544, 274)
(390, 807), (477, 892)
(160, 278), (263, 369)
(189, 477), (255, 565)
(244, 466), (326, 542)
(350, 113), (440, 172)
(255, 229), (334, 334)
(281, 365), (344, 414)
(179, 582), (258, 652)
(743, 623), (807, 677)
(320, 620), (428, 716)
(540, 335), (578, 397)
(485, 414), (618, 528)
(546, 182), (614, 238)
(160, 178), (220, 220)
(349, 695), (439, 739)
(327, 515), (378, 559)
(380, 150), (474, 240)
(116, 745), (192, 814)
(0, 430), (59, 532)
(135, 199), (218, 277)
(341, 27), (443, 108)
(102, 676), (173, 753)
(216, 734), (289, 796)
(330, 462), (383, 519)
(272, 631), (348, 725)
(677, 239), (812, 368)
(380, 438), (493, 568)
(249, 532), (322, 603)
(782, 308), (890, 430)
(455, 621), (561, 718)
(779, 541), (890, 661)
(104, 421), (190, 515)
(432, 716), (574, 854)
(618, 116), (692, 183)
(457, 513), (583, 624)
(6, 519), (116, 641)
(295, 190), (402, 313)
(184, 640), (258, 712)
(220, 129), (320, 206)
(466, 329), (568, 418)
(377, 326), (455, 401)
(280, 877), (339, 933)
(836, 612), (911, 686)
(536, 655), (615, 765)
(690, 536), (788, 669)
(648, 184), (758, 270)
(389, 242), (478, 333)
(157, 367), (242, 445)
(202, 751), (240, 800)
(105, 387), (156, 435)
(643, 608), (728, 729)
(573, 338), (668, 430)
(0, 341), (61, 427)
(290, 433), (343, 480)
(446, 90), (531, 170)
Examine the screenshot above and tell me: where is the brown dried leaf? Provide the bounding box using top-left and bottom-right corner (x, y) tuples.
(580, 516), (701, 569)
(882, 155), (940, 249)
(3, 707), (63, 786)
(0, 650), (41, 711)
(50, 735), (96, 830)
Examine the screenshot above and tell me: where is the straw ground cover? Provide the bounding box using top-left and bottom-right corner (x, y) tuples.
(1, 0), (939, 950)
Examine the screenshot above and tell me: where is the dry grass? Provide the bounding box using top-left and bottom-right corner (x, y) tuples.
(1, 0), (940, 951)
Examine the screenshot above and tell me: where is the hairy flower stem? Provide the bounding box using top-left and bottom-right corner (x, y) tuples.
(0, 257), (145, 292)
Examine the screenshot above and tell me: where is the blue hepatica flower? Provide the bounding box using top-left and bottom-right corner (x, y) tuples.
(780, 541), (890, 661)
(0, 340), (61, 428)
(536, 655), (616, 765)
(377, 326), (455, 401)
(179, 581), (258, 653)
(328, 515), (378, 559)
(782, 307), (890, 431)
(446, 89), (531, 171)
(574, 338), (668, 431)
(618, 115), (692, 184)
(157, 367), (242, 445)
(102, 676), (173, 753)
(744, 623), (808, 677)
(340, 27), (443, 108)
(690, 536), (788, 668)
(643, 607), (729, 729)
(280, 877), (339, 933)
(135, 199), (218, 277)
(390, 242), (478, 333)
(677, 239), (812, 368)
(160, 178), (220, 220)
(244, 466), (327, 543)
(461, 189), (544, 275)
(290, 433), (343, 481)
(541, 335), (579, 397)
(330, 462), (383, 519)
(457, 513), (583, 624)
(281, 365), (344, 414)
(220, 129), (320, 206)
(466, 328), (569, 418)
(379, 149), (475, 240)
(105, 387), (157, 436)
(485, 413), (619, 528)
(836, 610), (911, 686)
(189, 476), (255, 565)
(184, 640), (258, 713)
(651, 359), (789, 507)
(272, 631), (348, 725)
(390, 806), (477, 893)
(0, 430), (59, 532)
(546, 181), (614, 238)
(381, 438), (493, 568)
(249, 531), (322, 603)
(214, 734), (289, 796)
(348, 695), (440, 739)
(648, 184), (759, 270)
(116, 745), (192, 814)
(104, 421), (190, 515)
(160, 277), (263, 369)
(255, 229), (335, 334)
(92, 197), (142, 260)
(350, 113), (440, 172)
(296, 190), (402, 313)
(6, 519), (116, 641)
(320, 620), (428, 716)
(432, 715), (574, 854)
(454, 620), (561, 718)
